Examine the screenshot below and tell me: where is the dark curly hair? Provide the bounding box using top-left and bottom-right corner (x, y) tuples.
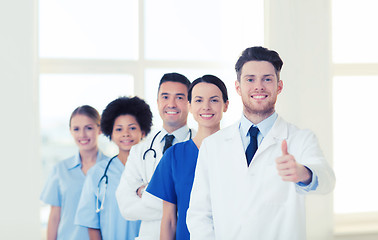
(101, 96), (153, 140)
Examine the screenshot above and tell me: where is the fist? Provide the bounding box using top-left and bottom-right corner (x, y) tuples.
(275, 140), (312, 184)
(137, 185), (147, 198)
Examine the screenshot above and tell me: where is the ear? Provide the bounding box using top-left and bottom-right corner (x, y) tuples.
(223, 100), (229, 113)
(235, 80), (242, 96)
(141, 131), (146, 139)
(277, 80), (283, 94)
(69, 128), (74, 137)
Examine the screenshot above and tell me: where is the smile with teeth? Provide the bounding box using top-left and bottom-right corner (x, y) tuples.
(200, 114), (214, 118)
(252, 95), (268, 99)
(166, 111), (179, 115)
(79, 139), (89, 144)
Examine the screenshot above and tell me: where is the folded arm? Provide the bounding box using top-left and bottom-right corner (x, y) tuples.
(116, 146), (163, 221)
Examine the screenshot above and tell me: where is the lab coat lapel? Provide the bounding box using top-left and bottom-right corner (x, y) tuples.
(223, 123), (250, 168)
(253, 117), (288, 160)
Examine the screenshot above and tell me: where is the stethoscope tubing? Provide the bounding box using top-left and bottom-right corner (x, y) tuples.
(142, 129), (192, 160)
(141, 129), (192, 183)
(98, 155), (118, 187)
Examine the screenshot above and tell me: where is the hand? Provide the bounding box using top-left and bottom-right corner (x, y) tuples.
(137, 185), (147, 198)
(275, 140), (312, 184)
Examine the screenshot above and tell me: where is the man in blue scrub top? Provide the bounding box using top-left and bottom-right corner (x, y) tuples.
(116, 73), (194, 240)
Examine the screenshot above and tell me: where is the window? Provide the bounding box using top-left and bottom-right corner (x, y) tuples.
(39, 0), (264, 236)
(332, 0), (378, 235)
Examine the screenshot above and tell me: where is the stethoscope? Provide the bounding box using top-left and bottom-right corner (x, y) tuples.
(96, 155), (118, 213)
(142, 129), (192, 160)
(142, 129), (192, 183)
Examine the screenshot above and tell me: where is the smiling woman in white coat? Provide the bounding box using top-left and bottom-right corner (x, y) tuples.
(186, 46), (335, 240)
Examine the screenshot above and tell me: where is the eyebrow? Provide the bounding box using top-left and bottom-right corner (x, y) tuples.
(160, 92), (186, 97)
(115, 123), (137, 127)
(72, 124), (94, 128)
(194, 95), (220, 99)
(244, 74), (275, 78)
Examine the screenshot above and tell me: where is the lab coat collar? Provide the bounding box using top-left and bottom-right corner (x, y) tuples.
(254, 116), (288, 158)
(217, 116), (289, 168)
(240, 112), (278, 139)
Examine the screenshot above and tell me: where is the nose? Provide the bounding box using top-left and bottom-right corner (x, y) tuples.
(123, 130), (130, 137)
(254, 79), (265, 90)
(167, 97), (177, 108)
(79, 129), (87, 137)
(202, 101), (210, 110)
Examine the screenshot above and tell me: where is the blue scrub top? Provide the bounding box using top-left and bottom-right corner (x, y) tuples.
(75, 156), (141, 240)
(147, 140), (199, 240)
(40, 151), (108, 240)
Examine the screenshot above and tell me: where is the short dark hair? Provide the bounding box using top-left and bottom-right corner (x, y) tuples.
(188, 75), (228, 103)
(101, 96), (153, 140)
(69, 105), (100, 127)
(235, 46), (283, 81)
(158, 72), (191, 93)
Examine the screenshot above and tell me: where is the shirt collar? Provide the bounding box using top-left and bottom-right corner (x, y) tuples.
(68, 152), (82, 170)
(67, 151), (104, 170)
(240, 112), (278, 138)
(160, 125), (190, 143)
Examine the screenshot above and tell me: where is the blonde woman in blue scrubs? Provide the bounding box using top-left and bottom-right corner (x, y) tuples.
(40, 105), (108, 240)
(75, 96), (152, 240)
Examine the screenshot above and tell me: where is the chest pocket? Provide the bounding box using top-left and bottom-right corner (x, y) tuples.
(258, 145), (293, 205)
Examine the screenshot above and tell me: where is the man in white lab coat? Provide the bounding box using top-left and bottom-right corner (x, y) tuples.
(116, 72), (193, 240)
(187, 46), (335, 240)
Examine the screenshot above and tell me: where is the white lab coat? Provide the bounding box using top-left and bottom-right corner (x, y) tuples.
(116, 127), (193, 240)
(187, 117), (335, 240)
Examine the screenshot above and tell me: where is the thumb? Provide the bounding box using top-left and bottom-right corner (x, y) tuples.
(281, 140), (289, 155)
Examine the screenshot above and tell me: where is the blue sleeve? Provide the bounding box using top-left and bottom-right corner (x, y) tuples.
(146, 147), (177, 204)
(40, 164), (61, 206)
(74, 167), (100, 229)
(296, 170), (319, 192)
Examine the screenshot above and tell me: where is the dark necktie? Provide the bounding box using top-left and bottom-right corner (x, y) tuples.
(245, 126), (259, 166)
(163, 134), (175, 154)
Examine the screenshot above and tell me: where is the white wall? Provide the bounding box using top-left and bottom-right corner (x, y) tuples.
(265, 0), (334, 239)
(0, 0), (40, 239)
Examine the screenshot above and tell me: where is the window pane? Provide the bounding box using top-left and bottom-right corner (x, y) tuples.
(332, 0), (378, 63)
(145, 0), (264, 61)
(39, 0), (138, 59)
(333, 76), (378, 213)
(40, 74), (134, 174)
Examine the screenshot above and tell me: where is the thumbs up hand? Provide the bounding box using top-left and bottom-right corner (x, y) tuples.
(275, 140), (312, 184)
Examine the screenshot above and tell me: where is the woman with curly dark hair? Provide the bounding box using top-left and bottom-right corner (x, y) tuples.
(75, 96), (153, 240)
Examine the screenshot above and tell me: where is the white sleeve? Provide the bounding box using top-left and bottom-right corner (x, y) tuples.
(187, 140), (216, 240)
(116, 144), (162, 221)
(294, 130), (336, 194)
